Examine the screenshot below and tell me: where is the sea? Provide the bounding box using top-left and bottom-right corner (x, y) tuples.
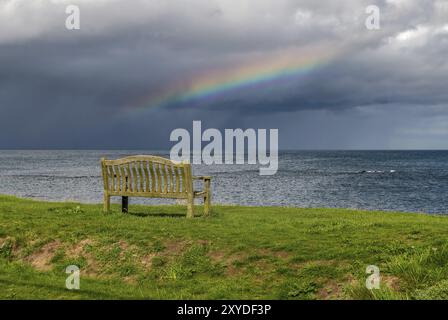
(0, 150), (447, 214)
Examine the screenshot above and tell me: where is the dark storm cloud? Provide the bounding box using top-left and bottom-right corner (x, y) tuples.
(0, 0), (447, 149)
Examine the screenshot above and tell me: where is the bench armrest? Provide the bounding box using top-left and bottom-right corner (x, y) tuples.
(193, 176), (212, 198)
(193, 176), (212, 181)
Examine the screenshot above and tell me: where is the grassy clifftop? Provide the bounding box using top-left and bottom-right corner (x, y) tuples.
(1, 194), (448, 299)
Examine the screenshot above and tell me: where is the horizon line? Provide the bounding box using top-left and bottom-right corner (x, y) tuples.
(1, 148), (448, 152)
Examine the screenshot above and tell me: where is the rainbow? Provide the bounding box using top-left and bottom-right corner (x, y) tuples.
(128, 46), (335, 112)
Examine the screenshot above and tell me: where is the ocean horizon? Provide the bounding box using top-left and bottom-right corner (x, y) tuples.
(0, 149), (447, 214)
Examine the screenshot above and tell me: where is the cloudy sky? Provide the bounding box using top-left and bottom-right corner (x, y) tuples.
(0, 0), (447, 149)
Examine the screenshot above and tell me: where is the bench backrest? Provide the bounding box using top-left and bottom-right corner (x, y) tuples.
(101, 156), (193, 197)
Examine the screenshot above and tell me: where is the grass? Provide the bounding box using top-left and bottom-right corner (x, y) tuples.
(1, 194), (448, 300)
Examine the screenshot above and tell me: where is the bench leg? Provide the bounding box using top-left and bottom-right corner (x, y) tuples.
(103, 194), (110, 213)
(187, 195), (194, 218)
(122, 196), (128, 213)
(204, 193), (211, 216)
(203, 179), (211, 216)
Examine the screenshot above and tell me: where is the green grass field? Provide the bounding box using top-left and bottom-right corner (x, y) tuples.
(1, 194), (448, 300)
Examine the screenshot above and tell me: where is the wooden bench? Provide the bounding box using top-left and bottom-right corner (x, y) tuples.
(101, 155), (211, 218)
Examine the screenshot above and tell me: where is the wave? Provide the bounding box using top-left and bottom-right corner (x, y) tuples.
(358, 170), (396, 174)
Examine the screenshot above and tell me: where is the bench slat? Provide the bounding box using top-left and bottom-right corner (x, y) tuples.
(181, 165), (186, 193)
(108, 165), (115, 192)
(174, 166), (180, 193)
(114, 165), (120, 192)
(168, 165), (174, 193)
(132, 162), (138, 192)
(101, 160), (109, 192)
(114, 166), (119, 192)
(126, 164), (132, 192)
(161, 163), (168, 193)
(149, 162), (156, 192)
(143, 161), (150, 192)
(136, 161), (142, 192)
(119, 165), (126, 192)
(156, 163), (162, 193)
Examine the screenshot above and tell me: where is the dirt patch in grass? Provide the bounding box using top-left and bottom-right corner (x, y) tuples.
(118, 240), (131, 251)
(123, 275), (138, 284)
(209, 248), (290, 277)
(0, 237), (16, 248)
(163, 239), (189, 256)
(208, 250), (247, 276)
(318, 280), (343, 300)
(26, 240), (61, 271)
(382, 275), (401, 291)
(0, 236), (20, 258)
(66, 239), (94, 257)
(115, 240), (141, 261)
(137, 239), (202, 273)
(0, 237), (15, 246)
(307, 259), (337, 266)
(66, 239), (100, 276)
(138, 239), (189, 269)
(208, 250), (227, 262)
(257, 248), (291, 260)
(197, 239), (211, 246)
(293, 259), (339, 270)
(141, 253), (156, 271)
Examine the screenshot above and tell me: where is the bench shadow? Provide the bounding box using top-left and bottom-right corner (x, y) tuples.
(127, 211), (186, 218)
